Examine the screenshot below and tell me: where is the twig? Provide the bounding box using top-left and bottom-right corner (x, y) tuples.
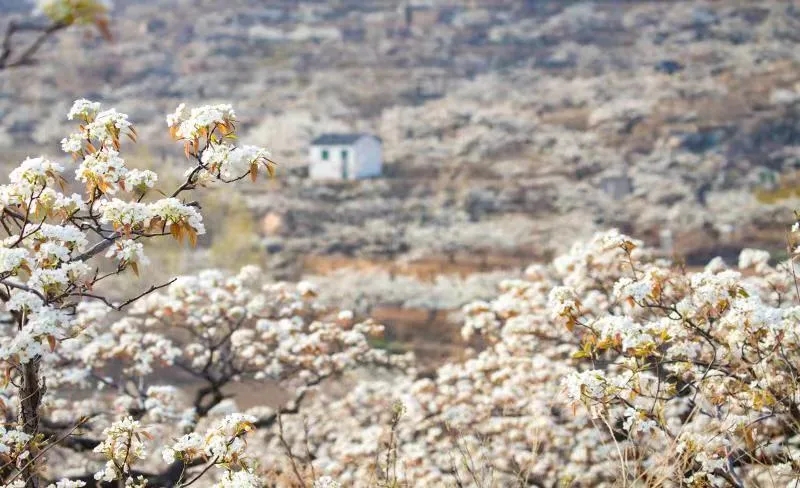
(77, 278), (177, 311)
(180, 456), (219, 488)
(278, 414), (308, 488)
(302, 417), (317, 484)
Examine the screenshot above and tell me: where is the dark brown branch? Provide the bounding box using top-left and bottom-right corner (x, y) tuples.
(75, 278), (177, 311)
(0, 20), (67, 70)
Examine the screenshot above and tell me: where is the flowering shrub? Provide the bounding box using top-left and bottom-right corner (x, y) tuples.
(263, 230), (800, 487)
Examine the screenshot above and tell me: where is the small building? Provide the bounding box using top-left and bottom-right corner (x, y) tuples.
(309, 133), (383, 180)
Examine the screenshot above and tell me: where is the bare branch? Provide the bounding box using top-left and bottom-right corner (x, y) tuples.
(75, 278), (177, 311)
(0, 20), (67, 70)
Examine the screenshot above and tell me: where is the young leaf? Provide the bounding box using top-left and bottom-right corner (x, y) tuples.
(187, 227), (198, 247)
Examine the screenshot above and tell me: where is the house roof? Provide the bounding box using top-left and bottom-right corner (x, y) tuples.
(310, 133), (381, 145)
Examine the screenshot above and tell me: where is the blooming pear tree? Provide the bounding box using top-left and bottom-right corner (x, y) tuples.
(0, 98), (280, 487)
(556, 233), (800, 487)
(251, 231), (800, 488)
(33, 266), (399, 486)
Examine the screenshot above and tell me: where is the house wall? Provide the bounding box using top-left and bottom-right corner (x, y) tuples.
(309, 144), (353, 180)
(354, 137), (383, 178)
(308, 136), (382, 180)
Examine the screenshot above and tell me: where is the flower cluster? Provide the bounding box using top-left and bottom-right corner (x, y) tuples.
(0, 305), (73, 362)
(62, 100), (135, 157)
(149, 197), (206, 241)
(167, 103), (236, 140)
(96, 197), (205, 242)
(212, 470), (263, 488)
(75, 148), (128, 194)
(0, 425), (32, 461)
(166, 103), (275, 184)
(105, 239), (149, 270)
(92, 417), (150, 482)
(163, 413), (256, 467)
(200, 143), (274, 180)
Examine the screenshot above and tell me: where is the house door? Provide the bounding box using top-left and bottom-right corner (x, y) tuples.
(341, 150), (349, 179)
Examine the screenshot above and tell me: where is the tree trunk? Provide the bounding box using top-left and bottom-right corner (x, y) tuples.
(19, 358), (43, 488)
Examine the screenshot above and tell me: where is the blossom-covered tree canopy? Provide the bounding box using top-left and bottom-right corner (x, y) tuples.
(0, 96), (295, 487)
(252, 231), (800, 488)
(18, 228), (784, 488)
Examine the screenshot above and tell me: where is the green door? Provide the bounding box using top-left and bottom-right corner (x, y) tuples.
(341, 150), (349, 179)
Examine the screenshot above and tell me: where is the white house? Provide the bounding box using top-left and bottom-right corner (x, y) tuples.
(309, 133), (383, 180)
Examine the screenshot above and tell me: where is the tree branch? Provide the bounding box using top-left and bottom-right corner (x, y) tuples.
(76, 278), (177, 311)
(0, 20), (67, 70)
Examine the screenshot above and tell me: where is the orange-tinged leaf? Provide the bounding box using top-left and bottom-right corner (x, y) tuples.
(250, 165), (258, 182)
(171, 224), (183, 243)
(187, 227), (198, 247)
(130, 261), (139, 277)
(46, 335), (57, 352)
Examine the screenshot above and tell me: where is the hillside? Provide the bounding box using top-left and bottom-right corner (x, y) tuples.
(2, 0), (800, 351)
